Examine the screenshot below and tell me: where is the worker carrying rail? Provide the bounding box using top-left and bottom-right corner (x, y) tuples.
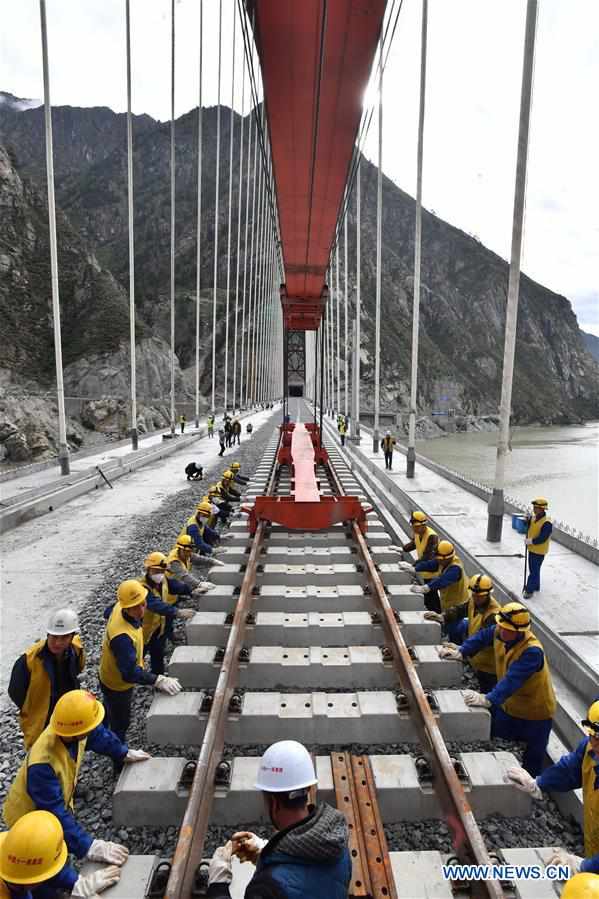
(0, 810), (121, 899)
(505, 699), (599, 875)
(2, 691), (150, 872)
(407, 539), (469, 614)
(207, 740), (351, 898)
(438, 601), (556, 776)
(8, 608), (85, 750)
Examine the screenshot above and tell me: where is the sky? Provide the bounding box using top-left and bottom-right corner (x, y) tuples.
(1, 0), (597, 335)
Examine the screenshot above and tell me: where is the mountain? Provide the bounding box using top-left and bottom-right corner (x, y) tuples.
(1, 95), (598, 427)
(582, 331), (599, 363)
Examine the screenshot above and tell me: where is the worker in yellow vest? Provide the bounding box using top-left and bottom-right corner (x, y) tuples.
(0, 810), (121, 899)
(523, 497), (552, 598)
(439, 601), (556, 775)
(166, 534), (217, 592)
(8, 608), (85, 750)
(99, 580), (182, 744)
(391, 510), (438, 576)
(140, 552), (194, 674)
(505, 700), (599, 876)
(409, 540), (469, 614)
(230, 461), (249, 485)
(221, 470), (241, 501)
(2, 690), (149, 867)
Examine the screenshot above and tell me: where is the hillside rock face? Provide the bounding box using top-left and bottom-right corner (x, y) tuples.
(1, 98), (598, 426)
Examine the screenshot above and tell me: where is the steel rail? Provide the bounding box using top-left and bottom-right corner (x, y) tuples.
(165, 437), (281, 899)
(325, 454), (504, 899)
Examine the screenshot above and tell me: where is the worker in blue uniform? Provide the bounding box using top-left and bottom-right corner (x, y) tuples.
(8, 608), (85, 750)
(182, 501), (223, 556)
(438, 601), (556, 776)
(409, 540), (469, 615)
(504, 700), (599, 875)
(230, 462), (249, 485)
(139, 552), (194, 673)
(0, 810), (121, 899)
(2, 691), (150, 871)
(523, 497), (552, 598)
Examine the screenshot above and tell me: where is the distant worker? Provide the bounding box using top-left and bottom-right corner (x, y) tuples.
(2, 690), (150, 866)
(139, 553), (195, 675)
(184, 461), (203, 481)
(8, 608), (85, 750)
(0, 810), (121, 899)
(230, 461), (249, 485)
(166, 534), (218, 592)
(505, 700), (599, 875)
(409, 539), (469, 614)
(207, 740), (351, 898)
(246, 421), (253, 437)
(99, 580), (182, 743)
(232, 418), (241, 445)
(218, 428), (226, 457)
(339, 417), (347, 447)
(523, 497), (552, 598)
(224, 419), (233, 448)
(381, 430), (396, 470)
(207, 413), (215, 438)
(439, 601), (556, 775)
(180, 414), (186, 434)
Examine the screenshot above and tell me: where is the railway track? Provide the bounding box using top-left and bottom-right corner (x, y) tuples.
(96, 403), (572, 899)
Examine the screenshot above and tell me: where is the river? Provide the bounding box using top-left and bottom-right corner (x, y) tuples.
(415, 421), (599, 540)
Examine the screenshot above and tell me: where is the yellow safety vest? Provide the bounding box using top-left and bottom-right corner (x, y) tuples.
(382, 436), (395, 451)
(140, 574), (180, 643)
(467, 595), (501, 675)
(99, 605), (144, 692)
(527, 514), (551, 556)
(167, 547), (191, 573)
(3, 726), (86, 827)
(437, 555), (469, 611)
(494, 632), (556, 720)
(19, 637), (85, 751)
(414, 527), (438, 581)
(582, 741), (599, 856)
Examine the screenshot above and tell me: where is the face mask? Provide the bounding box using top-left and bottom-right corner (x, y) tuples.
(150, 572), (165, 584)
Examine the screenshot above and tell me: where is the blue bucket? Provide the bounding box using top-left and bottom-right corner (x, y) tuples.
(512, 514), (528, 534)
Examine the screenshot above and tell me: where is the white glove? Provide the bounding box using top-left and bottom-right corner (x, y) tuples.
(525, 538), (533, 546)
(423, 611), (444, 623)
(410, 584), (430, 595)
(463, 689), (491, 708)
(503, 766), (543, 800)
(398, 561), (416, 572)
(220, 533), (235, 540)
(546, 848), (583, 874)
(232, 831), (268, 864)
(387, 545), (403, 553)
(210, 558), (226, 568)
(72, 867), (121, 897)
(438, 645), (462, 660)
(177, 608), (195, 620)
(155, 675), (183, 695)
(86, 840), (129, 866)
(208, 843), (233, 885)
(124, 748), (151, 763)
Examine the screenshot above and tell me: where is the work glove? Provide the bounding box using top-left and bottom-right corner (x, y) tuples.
(232, 831), (268, 865)
(423, 611), (444, 623)
(525, 538), (533, 546)
(155, 675), (183, 695)
(463, 689), (491, 708)
(192, 582), (213, 595)
(546, 848), (583, 874)
(207, 842), (233, 885)
(387, 545), (403, 553)
(219, 533), (235, 540)
(124, 749), (151, 763)
(72, 866), (121, 897)
(398, 561), (415, 572)
(503, 766), (543, 800)
(177, 608), (195, 620)
(410, 584), (430, 595)
(210, 558), (226, 568)
(86, 840), (129, 866)
(437, 645), (462, 661)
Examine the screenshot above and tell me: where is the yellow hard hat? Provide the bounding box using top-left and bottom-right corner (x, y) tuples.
(582, 701), (599, 737)
(436, 540), (455, 560)
(223, 469), (233, 480)
(469, 574), (493, 595)
(561, 874), (599, 899)
(117, 579), (147, 609)
(410, 510), (428, 525)
(144, 551), (168, 570)
(177, 534), (194, 549)
(231, 462), (241, 470)
(196, 501), (213, 516)
(495, 601), (530, 632)
(0, 811), (68, 885)
(50, 689), (105, 738)
(531, 497), (549, 508)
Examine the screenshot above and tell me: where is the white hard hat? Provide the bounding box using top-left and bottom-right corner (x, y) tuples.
(47, 608), (79, 636)
(255, 740), (317, 794)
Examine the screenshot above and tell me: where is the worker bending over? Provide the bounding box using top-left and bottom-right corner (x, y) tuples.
(139, 553), (195, 675)
(8, 609), (84, 750)
(523, 497), (552, 598)
(184, 462), (203, 481)
(390, 511), (438, 584)
(439, 601), (556, 775)
(230, 461), (249, 485)
(408, 540), (469, 614)
(505, 700), (599, 875)
(220, 471), (241, 502)
(2, 691), (150, 870)
(167, 535), (217, 592)
(99, 580), (182, 743)
(208, 484), (234, 522)
(207, 740), (351, 898)
(183, 501), (224, 556)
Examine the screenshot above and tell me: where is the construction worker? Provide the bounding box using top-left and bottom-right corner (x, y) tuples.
(166, 535), (218, 591)
(232, 418), (241, 445)
(339, 417), (347, 447)
(246, 422), (253, 436)
(409, 539), (469, 615)
(428, 574), (500, 693)
(439, 601), (556, 776)
(230, 461), (249, 485)
(8, 609), (85, 750)
(221, 470), (241, 501)
(184, 461), (203, 481)
(99, 580), (182, 743)
(560, 874), (599, 897)
(0, 810), (121, 899)
(207, 484), (233, 524)
(180, 414), (186, 434)
(183, 502), (223, 555)
(504, 700), (599, 875)
(2, 690), (150, 866)
(207, 740), (351, 898)
(390, 510), (438, 574)
(139, 553), (195, 675)
(381, 430), (396, 470)
(523, 497), (552, 598)
(207, 413), (215, 438)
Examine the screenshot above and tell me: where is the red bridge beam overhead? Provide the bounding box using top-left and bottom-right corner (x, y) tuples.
(247, 0), (386, 330)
